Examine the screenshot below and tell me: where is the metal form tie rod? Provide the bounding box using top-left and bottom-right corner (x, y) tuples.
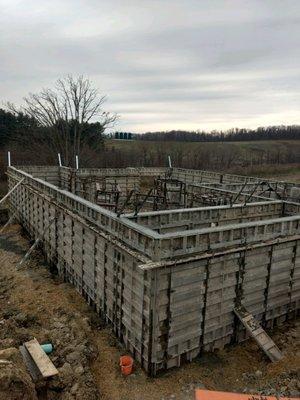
(243, 181), (261, 206)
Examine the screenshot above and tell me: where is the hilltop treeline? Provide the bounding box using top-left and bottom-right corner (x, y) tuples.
(0, 108), (37, 147)
(0, 108), (105, 148)
(2, 107), (299, 148)
(1, 106), (299, 177)
(0, 108), (105, 166)
(136, 126), (300, 142)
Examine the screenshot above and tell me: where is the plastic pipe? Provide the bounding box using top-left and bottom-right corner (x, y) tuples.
(41, 343), (53, 354)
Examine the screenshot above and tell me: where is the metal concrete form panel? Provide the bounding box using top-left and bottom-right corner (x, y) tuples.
(6, 165), (300, 376)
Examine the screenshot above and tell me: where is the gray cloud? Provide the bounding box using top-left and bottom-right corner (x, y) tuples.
(0, 0), (300, 132)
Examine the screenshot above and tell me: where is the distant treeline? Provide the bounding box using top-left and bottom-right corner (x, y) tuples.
(1, 106), (300, 176)
(114, 126), (300, 142)
(0, 108), (37, 147)
(0, 108), (105, 162)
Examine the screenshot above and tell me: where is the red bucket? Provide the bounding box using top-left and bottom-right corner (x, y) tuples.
(119, 355), (133, 376)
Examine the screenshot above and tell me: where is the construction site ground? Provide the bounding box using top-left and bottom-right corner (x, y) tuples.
(0, 224), (299, 400)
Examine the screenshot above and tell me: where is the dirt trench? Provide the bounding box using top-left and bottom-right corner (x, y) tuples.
(0, 225), (299, 400)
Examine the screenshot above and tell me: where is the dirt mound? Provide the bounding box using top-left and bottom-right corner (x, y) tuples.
(0, 228), (100, 399)
(0, 347), (38, 400)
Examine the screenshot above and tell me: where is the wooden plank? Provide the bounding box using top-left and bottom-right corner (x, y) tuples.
(19, 345), (41, 382)
(234, 305), (283, 362)
(24, 338), (58, 378)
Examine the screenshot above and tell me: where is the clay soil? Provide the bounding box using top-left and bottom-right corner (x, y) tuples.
(0, 225), (299, 400)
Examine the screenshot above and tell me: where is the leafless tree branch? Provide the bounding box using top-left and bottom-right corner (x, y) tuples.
(8, 75), (118, 166)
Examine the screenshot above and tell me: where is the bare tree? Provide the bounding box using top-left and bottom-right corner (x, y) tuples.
(7, 75), (117, 166)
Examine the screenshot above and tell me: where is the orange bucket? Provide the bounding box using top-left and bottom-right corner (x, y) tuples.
(119, 355), (133, 376)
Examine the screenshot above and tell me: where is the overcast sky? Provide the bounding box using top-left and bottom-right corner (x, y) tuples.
(1, 0), (300, 132)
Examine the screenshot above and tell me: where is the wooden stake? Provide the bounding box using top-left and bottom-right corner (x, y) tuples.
(0, 211), (17, 234)
(17, 218), (55, 269)
(0, 178), (25, 207)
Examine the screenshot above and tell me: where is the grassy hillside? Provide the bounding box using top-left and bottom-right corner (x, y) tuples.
(0, 140), (299, 197)
(105, 139), (300, 181)
(105, 139), (300, 157)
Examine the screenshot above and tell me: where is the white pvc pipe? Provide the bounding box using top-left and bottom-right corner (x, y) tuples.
(75, 155), (79, 170)
(7, 151), (11, 166)
(168, 155), (172, 169)
(58, 153), (62, 167)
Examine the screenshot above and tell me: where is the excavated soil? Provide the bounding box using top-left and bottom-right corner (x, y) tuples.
(0, 225), (299, 400)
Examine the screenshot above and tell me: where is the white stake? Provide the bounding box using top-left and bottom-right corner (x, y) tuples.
(58, 153), (62, 167)
(7, 151), (11, 166)
(75, 155), (79, 170)
(168, 155), (172, 169)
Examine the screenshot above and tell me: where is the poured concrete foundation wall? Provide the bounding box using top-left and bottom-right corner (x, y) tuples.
(59, 166), (165, 196)
(187, 183), (274, 205)
(142, 236), (300, 374)
(172, 168), (300, 202)
(59, 167), (141, 198)
(7, 166), (153, 371)
(17, 165), (61, 186)
(7, 165), (300, 375)
(126, 201), (284, 232)
(17, 165), (166, 196)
